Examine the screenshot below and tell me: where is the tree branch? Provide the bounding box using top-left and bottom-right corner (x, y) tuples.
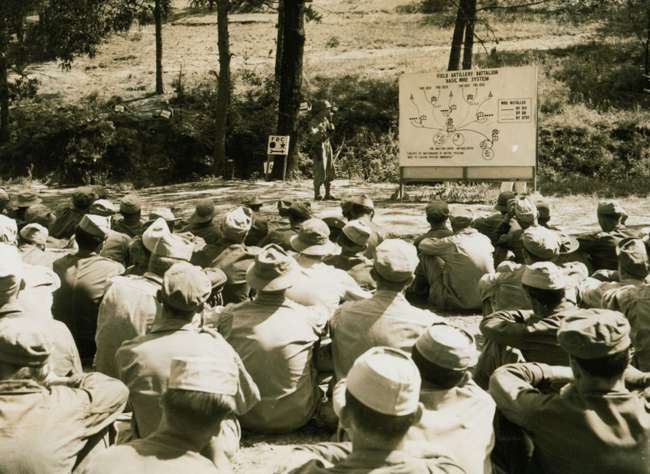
(476, 0), (555, 13)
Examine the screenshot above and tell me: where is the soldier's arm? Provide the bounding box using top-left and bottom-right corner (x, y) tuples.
(489, 363), (568, 429)
(480, 310), (533, 346)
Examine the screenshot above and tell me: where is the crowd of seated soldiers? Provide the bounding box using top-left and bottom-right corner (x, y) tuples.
(0, 185), (648, 474)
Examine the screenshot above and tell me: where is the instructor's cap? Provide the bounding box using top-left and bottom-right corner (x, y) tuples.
(557, 309), (631, 359)
(495, 191), (516, 212)
(161, 262), (212, 313)
(0, 317), (50, 367)
(522, 226), (560, 260)
(617, 238), (649, 279)
(346, 347), (421, 416)
(373, 239), (418, 283)
(415, 324), (479, 371)
(169, 356), (238, 396)
(598, 201), (626, 217)
(522, 261), (567, 290)
(78, 215), (110, 239)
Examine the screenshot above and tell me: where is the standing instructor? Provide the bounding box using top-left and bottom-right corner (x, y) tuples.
(310, 100), (336, 201)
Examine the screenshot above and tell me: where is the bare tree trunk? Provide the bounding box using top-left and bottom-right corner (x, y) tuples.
(154, 0), (164, 94)
(448, 0), (468, 71)
(272, 0), (305, 179)
(214, 0), (231, 176)
(274, 0), (285, 83)
(0, 17), (8, 143)
(462, 0), (476, 69)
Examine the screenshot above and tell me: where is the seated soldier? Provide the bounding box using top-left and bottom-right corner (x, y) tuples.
(285, 218), (371, 315)
(577, 200), (637, 272)
(286, 347), (464, 474)
(95, 230), (194, 378)
(116, 262), (260, 469)
(112, 195), (145, 238)
(49, 187), (95, 239)
(18, 223), (52, 268)
(579, 238), (648, 309)
(536, 199), (558, 230)
(210, 242), (259, 306)
(325, 219), (376, 291)
(259, 200), (312, 250)
(181, 198), (223, 245)
(475, 261), (576, 388)
(490, 309), (650, 474)
(0, 317), (128, 474)
(79, 357), (240, 474)
(99, 231), (132, 267)
(406, 325), (495, 474)
(52, 215), (125, 364)
(418, 211), (494, 312)
(413, 200), (454, 248)
(330, 239), (444, 380)
(341, 194), (384, 258)
(495, 196), (538, 264)
(243, 197), (269, 246)
(192, 207), (252, 268)
(473, 190), (516, 245)
(0, 245), (81, 377)
(480, 226), (588, 315)
(222, 245), (325, 433)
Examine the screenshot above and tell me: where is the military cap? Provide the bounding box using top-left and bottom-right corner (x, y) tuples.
(119, 195), (142, 216)
(24, 205), (55, 227)
(222, 207), (253, 241)
(78, 214), (111, 239)
(0, 188), (9, 204)
(522, 226), (561, 260)
(291, 218), (337, 256)
(347, 194), (374, 211)
(243, 196), (263, 211)
(13, 192), (41, 209)
(495, 191), (516, 212)
(373, 239), (418, 283)
(204, 267), (228, 290)
(342, 219), (371, 247)
(161, 262), (212, 313)
(246, 244), (301, 292)
(72, 187), (96, 210)
(598, 200), (626, 217)
(149, 207), (177, 222)
(514, 196), (538, 223)
(0, 317), (51, 367)
(19, 223), (48, 246)
(0, 245), (23, 298)
(558, 309), (631, 359)
(89, 199), (118, 217)
(425, 200), (450, 220)
(415, 324), (479, 371)
(189, 199), (217, 224)
(522, 261), (567, 290)
(151, 232), (194, 261)
(0, 215), (18, 244)
(287, 201), (312, 222)
(617, 238), (649, 279)
(142, 218), (171, 253)
(169, 356), (238, 396)
(347, 346), (421, 416)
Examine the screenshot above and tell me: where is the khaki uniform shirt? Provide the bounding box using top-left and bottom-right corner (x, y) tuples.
(407, 377), (495, 474)
(223, 293), (324, 433)
(116, 317), (260, 439)
(606, 285), (650, 370)
(490, 363), (650, 474)
(419, 228), (495, 311)
(52, 252), (125, 361)
(288, 444), (464, 474)
(330, 291), (444, 379)
(413, 225), (454, 249)
(112, 218), (145, 238)
(94, 273), (162, 378)
(577, 225), (638, 271)
(19, 262), (62, 321)
(19, 244), (58, 269)
(473, 212), (509, 244)
(77, 432), (219, 474)
(0, 373), (128, 474)
(579, 276), (642, 309)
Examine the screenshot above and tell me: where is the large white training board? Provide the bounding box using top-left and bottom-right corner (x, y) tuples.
(399, 66), (537, 171)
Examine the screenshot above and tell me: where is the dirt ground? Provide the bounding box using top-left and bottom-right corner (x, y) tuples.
(15, 177), (650, 473)
(25, 0), (592, 103)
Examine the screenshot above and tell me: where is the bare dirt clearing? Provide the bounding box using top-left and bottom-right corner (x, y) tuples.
(26, 0), (591, 103)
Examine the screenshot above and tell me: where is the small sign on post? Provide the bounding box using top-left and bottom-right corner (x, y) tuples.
(266, 135), (291, 181)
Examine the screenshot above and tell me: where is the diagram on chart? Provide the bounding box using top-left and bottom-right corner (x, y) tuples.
(407, 84), (500, 161)
(399, 67), (537, 168)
